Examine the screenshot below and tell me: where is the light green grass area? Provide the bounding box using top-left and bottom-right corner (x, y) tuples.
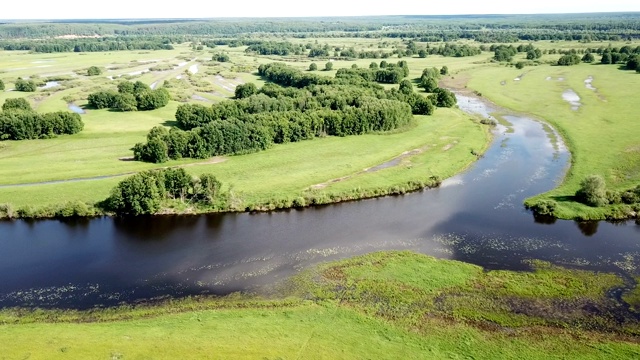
(2, 251), (639, 359)
(0, 42), (491, 213)
(463, 60), (640, 219)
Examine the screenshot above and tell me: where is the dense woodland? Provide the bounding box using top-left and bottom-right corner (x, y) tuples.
(131, 61), (459, 163)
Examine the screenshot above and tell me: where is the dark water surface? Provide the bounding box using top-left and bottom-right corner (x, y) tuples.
(1, 94), (638, 309)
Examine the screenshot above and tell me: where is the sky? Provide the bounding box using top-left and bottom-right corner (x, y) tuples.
(2, 0), (639, 19)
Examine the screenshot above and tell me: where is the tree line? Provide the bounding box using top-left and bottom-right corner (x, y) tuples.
(0, 98), (83, 140)
(1, 38), (174, 53)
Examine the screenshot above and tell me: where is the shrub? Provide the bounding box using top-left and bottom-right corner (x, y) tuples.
(15, 78), (37, 92)
(576, 175), (608, 207)
(528, 200), (558, 216)
(87, 66), (102, 76)
(2, 98), (32, 111)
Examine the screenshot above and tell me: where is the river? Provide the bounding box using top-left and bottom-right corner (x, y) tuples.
(1, 93), (638, 309)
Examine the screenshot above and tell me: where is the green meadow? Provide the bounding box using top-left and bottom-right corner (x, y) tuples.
(0, 43), (490, 213)
(2, 251), (639, 359)
(459, 49), (640, 219)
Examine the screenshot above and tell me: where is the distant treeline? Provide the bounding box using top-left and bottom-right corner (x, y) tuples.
(0, 37), (175, 53)
(0, 98), (83, 140)
(131, 62), (458, 163)
(1, 14), (639, 42)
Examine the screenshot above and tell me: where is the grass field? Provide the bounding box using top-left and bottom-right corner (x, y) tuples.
(458, 50), (640, 219)
(1, 251), (639, 359)
(0, 44), (490, 214)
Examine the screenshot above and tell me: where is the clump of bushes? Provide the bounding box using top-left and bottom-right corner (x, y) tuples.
(103, 168), (223, 216)
(0, 98), (83, 140)
(15, 77), (37, 92)
(576, 174), (640, 208)
(87, 80), (170, 112)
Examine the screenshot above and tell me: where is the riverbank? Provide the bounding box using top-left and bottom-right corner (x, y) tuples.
(1, 251), (638, 359)
(0, 107), (491, 219)
(451, 63), (640, 221)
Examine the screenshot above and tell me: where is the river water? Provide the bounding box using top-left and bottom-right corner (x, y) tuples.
(1, 93), (638, 309)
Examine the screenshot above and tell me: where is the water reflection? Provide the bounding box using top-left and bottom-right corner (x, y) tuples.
(0, 93), (639, 309)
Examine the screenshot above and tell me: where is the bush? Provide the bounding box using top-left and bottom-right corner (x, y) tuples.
(2, 98), (32, 111)
(576, 175), (608, 207)
(87, 66), (102, 76)
(15, 78), (37, 92)
(0, 79), (4, 91)
(309, 63), (318, 71)
(528, 200), (558, 216)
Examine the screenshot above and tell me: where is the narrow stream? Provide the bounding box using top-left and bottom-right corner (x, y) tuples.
(0, 93), (638, 309)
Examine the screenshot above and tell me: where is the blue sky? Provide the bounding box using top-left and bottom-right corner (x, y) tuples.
(3, 0), (639, 19)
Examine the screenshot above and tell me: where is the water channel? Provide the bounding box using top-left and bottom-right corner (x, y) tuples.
(1, 93), (638, 309)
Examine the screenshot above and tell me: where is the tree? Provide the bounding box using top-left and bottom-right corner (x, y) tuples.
(87, 66), (102, 76)
(515, 62), (526, 69)
(87, 91), (117, 109)
(582, 52), (595, 63)
(324, 61), (333, 71)
(309, 63), (317, 71)
(601, 52), (612, 64)
(418, 49), (427, 58)
(557, 54), (581, 66)
(2, 98), (32, 111)
(117, 81), (135, 94)
(0, 79), (4, 91)
(369, 61), (378, 69)
(105, 171), (163, 215)
(14, 78), (36, 92)
(576, 175), (608, 207)
(627, 55), (640, 71)
(432, 88), (457, 108)
(440, 66), (449, 75)
(213, 52), (230, 62)
(235, 83), (257, 99)
(398, 79), (413, 95)
(193, 173), (222, 204)
(420, 77), (438, 93)
(113, 93), (138, 112)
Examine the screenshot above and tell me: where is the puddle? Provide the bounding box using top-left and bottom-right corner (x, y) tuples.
(585, 76), (596, 91)
(67, 103), (85, 114)
(188, 64), (199, 74)
(39, 81), (60, 90)
(562, 89), (581, 111)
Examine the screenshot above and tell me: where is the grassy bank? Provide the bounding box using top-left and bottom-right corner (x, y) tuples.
(1, 251), (639, 359)
(462, 59), (640, 220)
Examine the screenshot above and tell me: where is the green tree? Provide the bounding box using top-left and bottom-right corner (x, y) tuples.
(2, 98), (32, 111)
(87, 66), (102, 76)
(418, 49), (427, 58)
(113, 93), (138, 112)
(0, 79), (4, 91)
(582, 52), (595, 63)
(213, 52), (230, 62)
(325, 61), (333, 71)
(601, 52), (612, 64)
(14, 78), (36, 92)
(440, 66), (449, 75)
(420, 77), (438, 93)
(235, 83), (258, 99)
(87, 91), (117, 109)
(105, 171), (164, 215)
(432, 88), (457, 108)
(557, 54), (581, 66)
(576, 175), (608, 207)
(193, 173), (222, 204)
(398, 79), (413, 95)
(309, 63), (317, 71)
(369, 61), (378, 69)
(117, 81), (135, 94)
